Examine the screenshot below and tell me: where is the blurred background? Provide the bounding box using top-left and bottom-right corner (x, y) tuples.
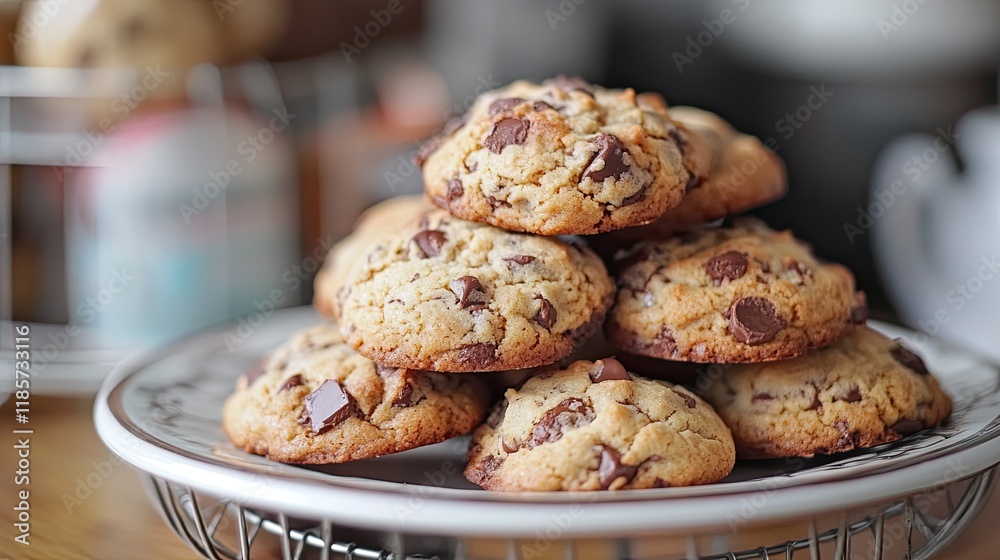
(2, 0), (1000, 394)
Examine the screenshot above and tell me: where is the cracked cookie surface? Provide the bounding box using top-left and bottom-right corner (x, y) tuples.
(465, 358), (735, 491)
(419, 77), (709, 235)
(700, 328), (952, 459)
(605, 218), (866, 363)
(593, 106), (786, 254)
(222, 324), (490, 463)
(337, 208), (615, 372)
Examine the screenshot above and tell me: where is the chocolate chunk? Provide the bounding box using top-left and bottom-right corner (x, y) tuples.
(447, 178), (464, 201)
(489, 97), (525, 117)
(849, 294), (868, 324)
(393, 380), (414, 407)
(890, 419), (924, 436)
(751, 392), (774, 403)
(504, 254), (536, 267)
(527, 398), (594, 448)
(582, 134), (630, 183)
(598, 447), (637, 489)
(302, 380), (353, 434)
(891, 343), (929, 375)
(843, 386), (862, 403)
(279, 374), (303, 392)
(450, 275), (488, 309)
(483, 118), (529, 153)
(544, 75), (595, 96)
(532, 101), (554, 112)
(590, 358), (630, 382)
(620, 187), (647, 207)
(703, 251), (749, 285)
(413, 138), (440, 167)
(727, 297), (787, 345)
(457, 343), (498, 369)
(651, 478), (671, 489)
(486, 195), (512, 209)
(786, 260), (813, 285)
(534, 297), (557, 330)
(411, 230), (447, 258)
(673, 388), (697, 409)
(245, 358), (268, 386)
(668, 128), (689, 151)
(479, 455), (502, 475)
(653, 326), (678, 357)
(501, 436), (519, 454)
(685, 173), (702, 193)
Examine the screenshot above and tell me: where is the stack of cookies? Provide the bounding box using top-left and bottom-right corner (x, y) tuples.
(223, 76), (952, 492)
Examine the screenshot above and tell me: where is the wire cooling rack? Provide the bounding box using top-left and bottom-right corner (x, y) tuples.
(145, 467), (996, 560)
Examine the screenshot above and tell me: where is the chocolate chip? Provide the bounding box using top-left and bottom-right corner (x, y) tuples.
(479, 455), (502, 475)
(501, 437), (519, 454)
(890, 419), (924, 436)
(620, 187), (647, 207)
(413, 138), (440, 167)
(457, 343), (498, 369)
(279, 374), (303, 392)
(411, 230), (447, 258)
(486, 195), (512, 209)
(582, 134), (630, 183)
(489, 97), (525, 117)
(302, 380), (353, 434)
(652, 478), (671, 488)
(673, 388), (697, 409)
(533, 101), (554, 112)
(245, 358), (268, 386)
(447, 178), (464, 201)
(890, 343), (929, 375)
(504, 254), (536, 267)
(786, 260), (813, 285)
(653, 327), (678, 357)
(527, 398), (594, 448)
(727, 297), (787, 345)
(534, 296), (557, 330)
(752, 392), (774, 403)
(703, 251), (749, 285)
(598, 447), (637, 489)
(590, 358), (630, 382)
(545, 75), (595, 96)
(483, 118), (529, 153)
(450, 275), (488, 309)
(843, 386), (862, 403)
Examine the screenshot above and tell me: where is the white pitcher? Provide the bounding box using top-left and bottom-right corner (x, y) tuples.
(871, 107), (1000, 363)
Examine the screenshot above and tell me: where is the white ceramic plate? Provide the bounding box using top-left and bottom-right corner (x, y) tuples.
(94, 307), (1000, 537)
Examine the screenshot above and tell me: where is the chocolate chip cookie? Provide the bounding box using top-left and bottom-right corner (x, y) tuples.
(418, 77), (710, 235)
(222, 324), (490, 463)
(700, 328), (953, 459)
(336, 208), (615, 372)
(605, 218), (866, 363)
(592, 106), (786, 254)
(314, 196), (434, 319)
(464, 358), (735, 491)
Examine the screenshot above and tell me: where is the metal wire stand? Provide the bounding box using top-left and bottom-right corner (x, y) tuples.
(143, 465), (996, 560)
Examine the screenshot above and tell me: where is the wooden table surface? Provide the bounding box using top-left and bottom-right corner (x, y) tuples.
(2, 396), (998, 559)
